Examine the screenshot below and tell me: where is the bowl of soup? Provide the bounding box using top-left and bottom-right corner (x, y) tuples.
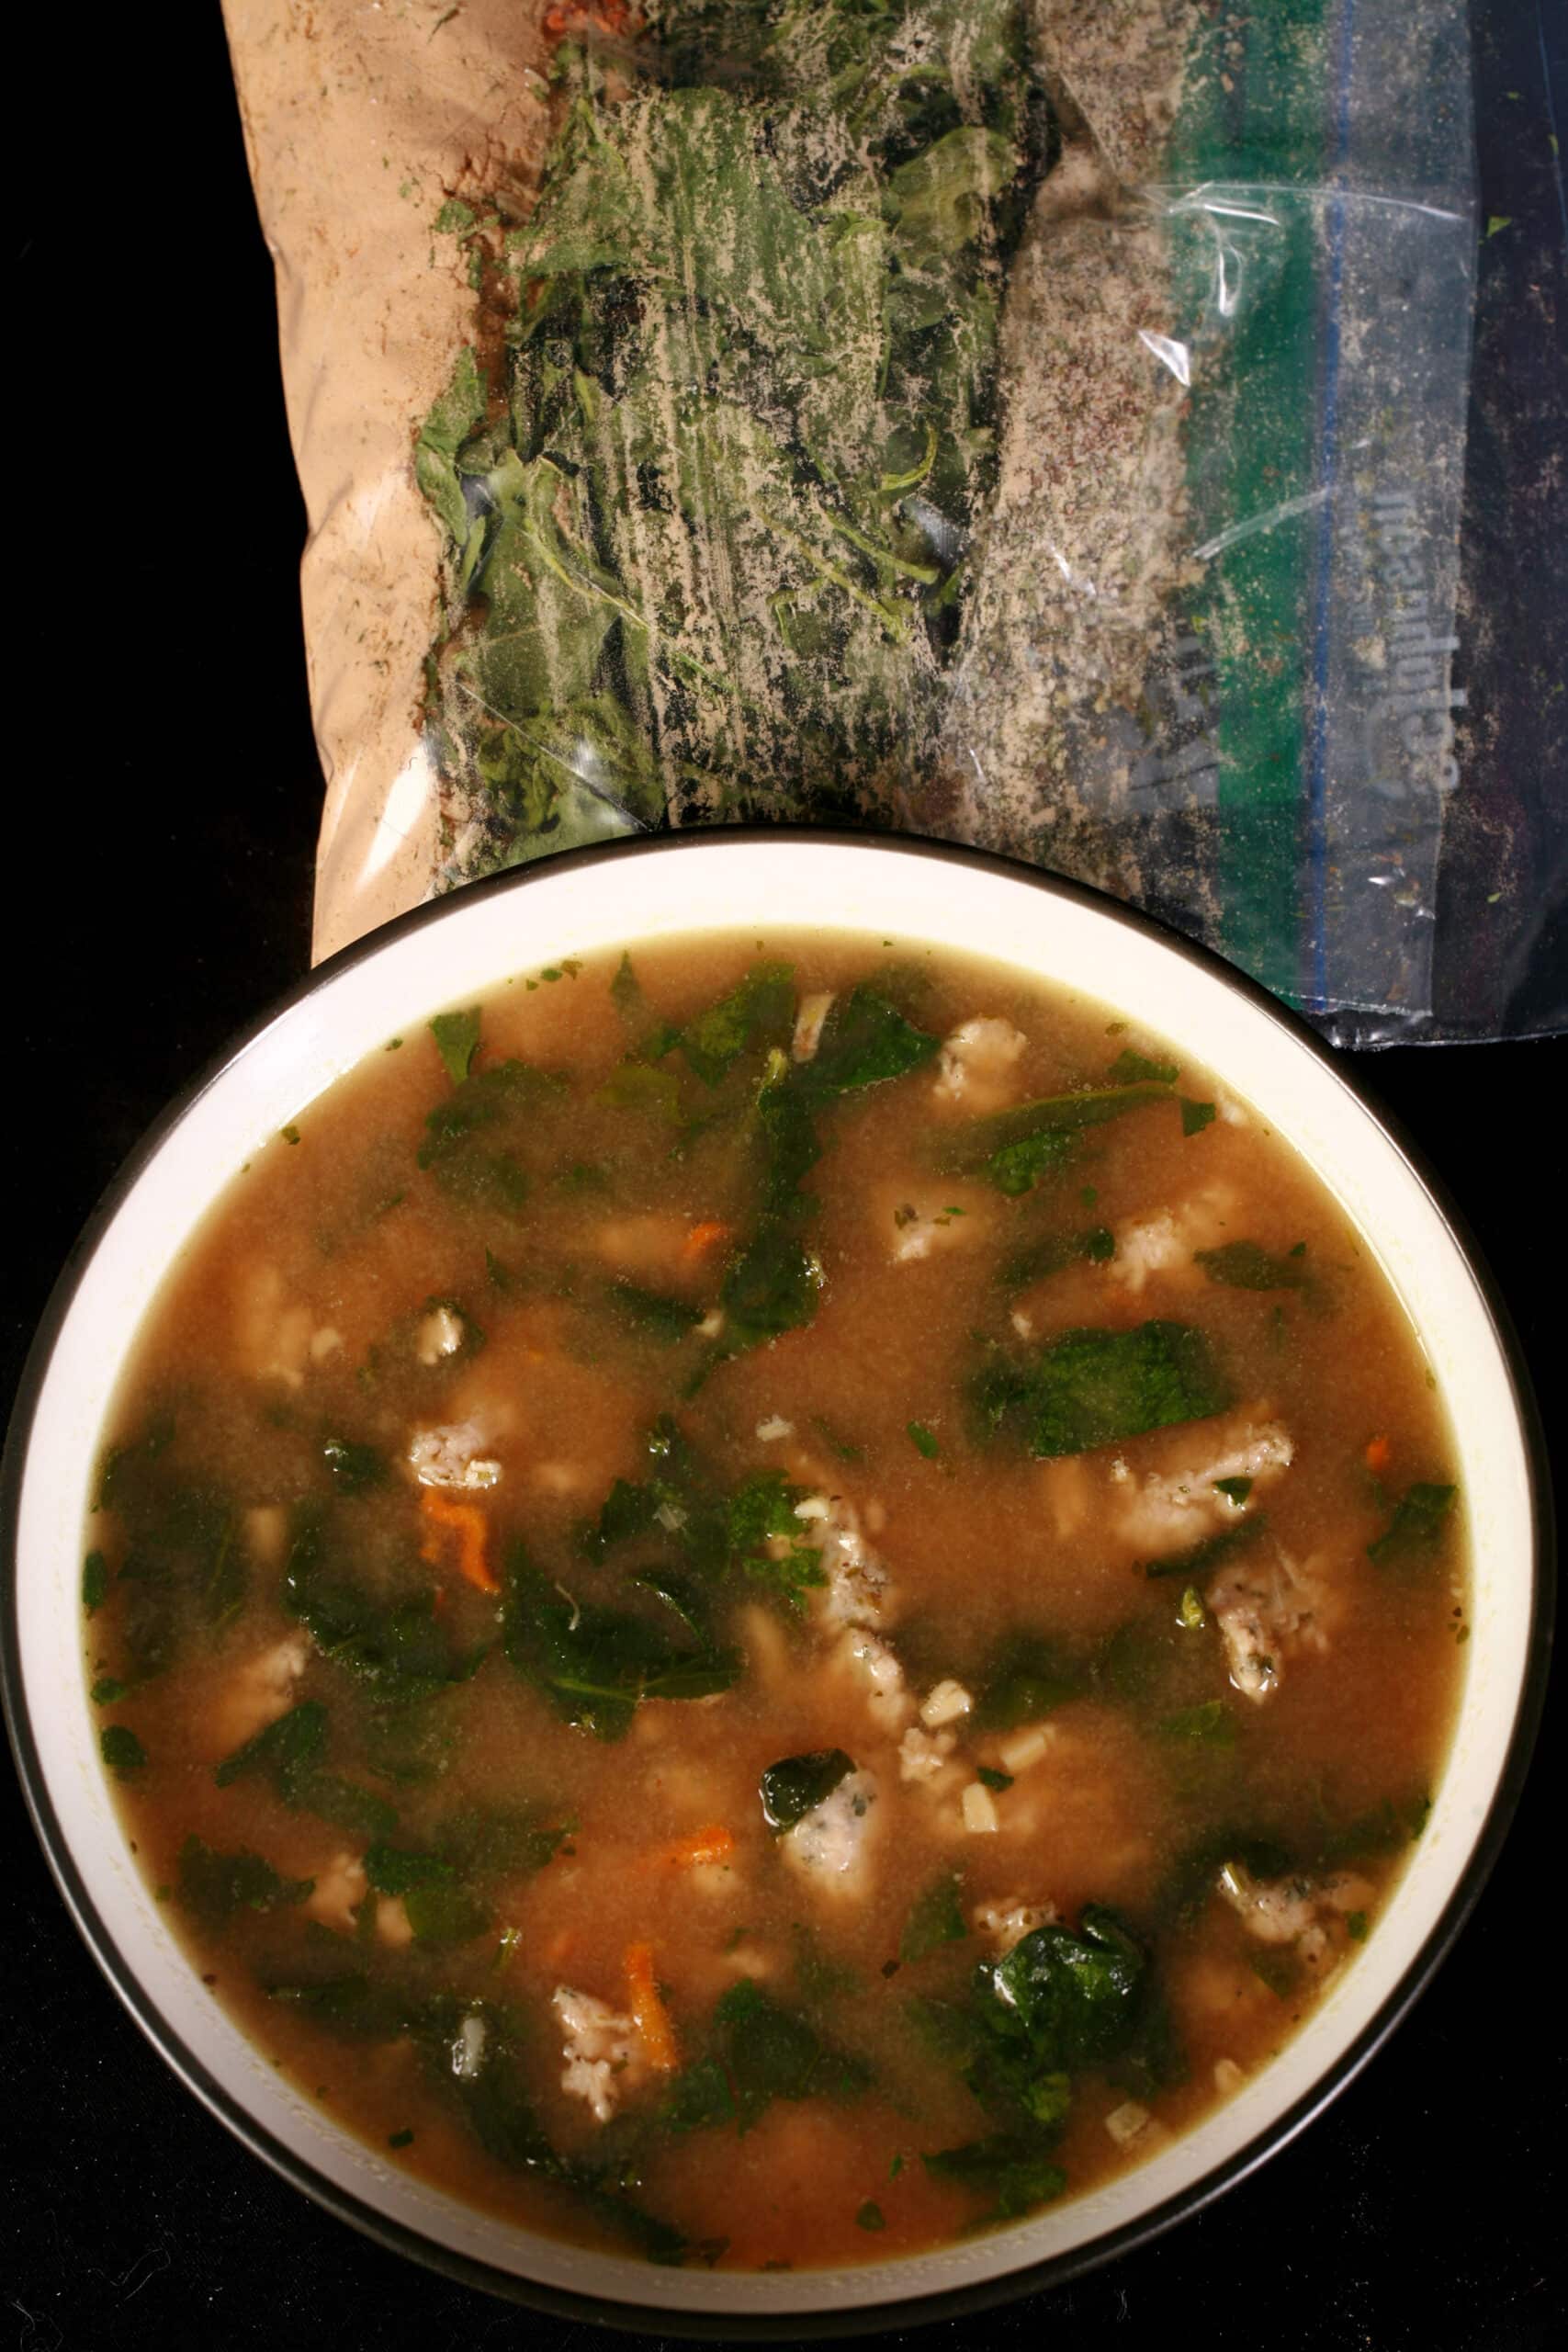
(2, 831), (1547, 2333)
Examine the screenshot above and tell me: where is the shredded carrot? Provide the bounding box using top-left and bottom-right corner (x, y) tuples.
(543, 1), (636, 43)
(418, 1487), (498, 1595)
(656, 1825), (736, 1871)
(624, 1941), (678, 2071)
(1365, 1434), (1393, 1478)
(682, 1219), (731, 1262)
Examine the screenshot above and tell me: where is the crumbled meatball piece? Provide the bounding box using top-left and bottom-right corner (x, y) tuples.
(553, 1985), (640, 2123)
(406, 1420), (502, 1490)
(780, 1770), (881, 1900)
(931, 1017), (1029, 1112)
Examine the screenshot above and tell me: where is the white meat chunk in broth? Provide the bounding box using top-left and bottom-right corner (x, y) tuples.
(205, 1632), (309, 1755)
(931, 1017), (1030, 1112)
(972, 1896), (1057, 1953)
(792, 990), (835, 1062)
(780, 1770), (881, 1902)
(232, 1263), (315, 1390)
(795, 1491), (895, 1628)
(828, 1627), (914, 1735)
(302, 1849), (367, 1934)
(1107, 1415), (1293, 1554)
(1210, 1544), (1341, 1702)
(450, 2010), (488, 2082)
(414, 1303), (467, 1365)
(406, 1419), (502, 1490)
(1217, 1863), (1373, 1973)
(553, 1986), (643, 2124)
(876, 1182), (993, 1265)
(1107, 1183), (1240, 1295)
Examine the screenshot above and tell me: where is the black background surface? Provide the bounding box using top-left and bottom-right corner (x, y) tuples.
(3, 5), (1562, 2347)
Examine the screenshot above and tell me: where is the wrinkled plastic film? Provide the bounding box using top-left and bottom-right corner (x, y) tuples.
(226, 2), (1530, 1040)
(921, 0), (1478, 1038)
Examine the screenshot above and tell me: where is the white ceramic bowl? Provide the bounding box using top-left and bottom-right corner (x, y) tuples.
(2, 832), (1550, 2335)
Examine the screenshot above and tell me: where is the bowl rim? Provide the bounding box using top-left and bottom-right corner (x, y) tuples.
(2, 825), (1554, 2339)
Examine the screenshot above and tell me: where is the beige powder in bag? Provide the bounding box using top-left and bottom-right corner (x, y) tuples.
(224, 0), (555, 960)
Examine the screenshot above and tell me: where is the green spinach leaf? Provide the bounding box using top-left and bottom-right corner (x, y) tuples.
(429, 1007), (482, 1085)
(760, 1749), (854, 1833)
(973, 1322), (1231, 1458)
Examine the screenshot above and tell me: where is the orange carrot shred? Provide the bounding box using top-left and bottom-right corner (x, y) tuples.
(658, 1825), (735, 1870)
(625, 1941), (678, 2071)
(682, 1220), (731, 1261)
(1365, 1434), (1393, 1477)
(418, 1487), (498, 1594)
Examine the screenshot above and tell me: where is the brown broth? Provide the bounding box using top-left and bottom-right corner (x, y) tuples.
(83, 932), (1467, 2270)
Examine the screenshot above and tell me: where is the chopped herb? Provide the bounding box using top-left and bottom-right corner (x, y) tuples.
(429, 1007), (482, 1085)
(800, 988), (938, 1097)
(856, 2200), (886, 2232)
(1196, 1241), (1313, 1292)
(760, 1749), (854, 1834)
(1177, 1587), (1207, 1632)
(418, 1060), (567, 1215)
(83, 1550), (110, 1614)
(1180, 1099), (1217, 1136)
(215, 1697), (400, 1839)
(915, 1907), (1166, 2222)
(595, 1061), (683, 1123)
(284, 1517), (482, 1702)
(606, 1282), (704, 1346)
(388, 2128), (415, 2149)
(280, 1125), (302, 1147)
(1368, 1482), (1458, 1566)
(1108, 1048), (1179, 1085)
(726, 1473), (826, 1610)
(889, 2153), (905, 2180)
(99, 1724), (147, 1780)
(907, 1420), (941, 1460)
(505, 1555), (740, 1741)
(677, 965), (795, 1088)
(899, 1872), (968, 1964)
(1158, 1700), (1237, 1748)
(216, 1699), (328, 1790)
(714, 1976), (872, 2132)
(611, 952), (641, 1019)
(998, 1226), (1116, 1291)
(178, 1836), (313, 1928)
(484, 1246), (518, 1293)
(974, 1632), (1089, 1730)
(810, 1416), (864, 1464)
(1213, 1476), (1254, 1504)
(922, 2137), (1067, 2221)
(1346, 1911), (1369, 1942)
(1248, 1949), (1296, 1998)
(719, 1225), (824, 1353)
(941, 1081), (1179, 1197)
(322, 1437), (388, 1494)
(660, 2056), (738, 2135)
(1140, 1515), (1267, 1582)
(974, 1321), (1232, 1458)
(90, 1676), (130, 1706)
(976, 1766), (1013, 1792)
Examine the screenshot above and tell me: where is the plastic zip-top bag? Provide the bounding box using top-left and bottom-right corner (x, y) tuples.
(226, 1), (1511, 1041)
